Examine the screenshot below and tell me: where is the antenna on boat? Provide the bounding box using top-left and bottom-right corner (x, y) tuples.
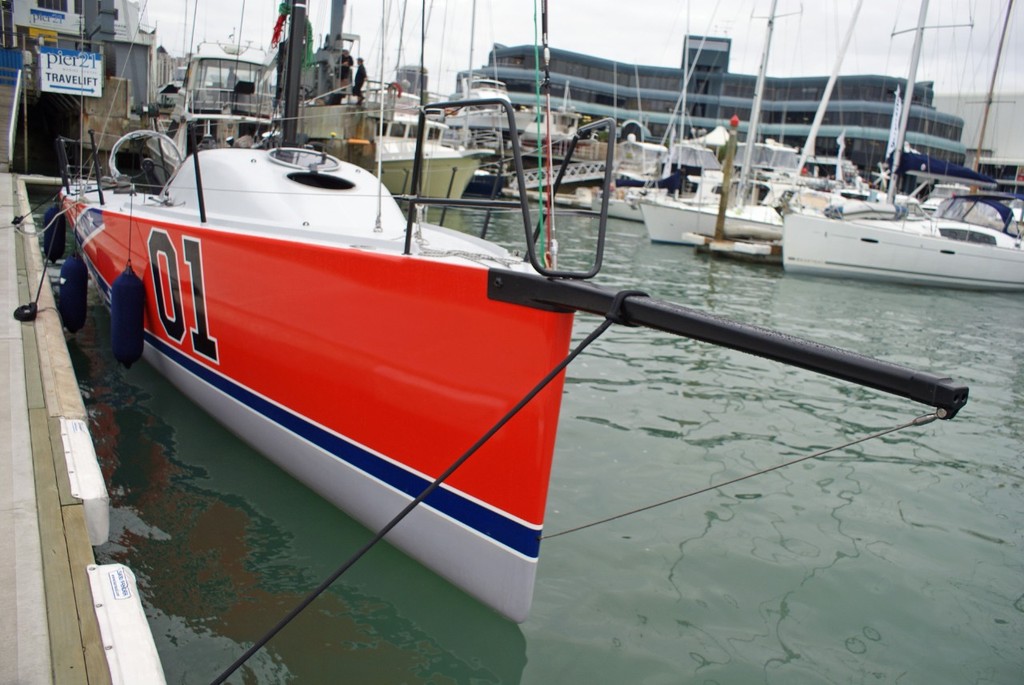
(87, 130), (105, 206)
(188, 125), (208, 223)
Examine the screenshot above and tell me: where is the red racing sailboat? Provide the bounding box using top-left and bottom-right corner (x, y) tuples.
(56, 0), (968, 625)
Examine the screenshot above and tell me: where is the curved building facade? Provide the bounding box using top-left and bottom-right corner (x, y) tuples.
(459, 38), (965, 176)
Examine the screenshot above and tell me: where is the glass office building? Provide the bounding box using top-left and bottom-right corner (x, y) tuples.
(459, 37), (966, 176)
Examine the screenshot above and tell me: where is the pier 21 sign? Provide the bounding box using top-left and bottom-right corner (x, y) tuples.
(39, 47), (103, 97)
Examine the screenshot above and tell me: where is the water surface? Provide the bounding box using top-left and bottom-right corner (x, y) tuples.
(61, 204), (1023, 683)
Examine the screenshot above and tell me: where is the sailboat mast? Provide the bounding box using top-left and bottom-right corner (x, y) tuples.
(681, 15), (688, 140)
(738, 0), (778, 202)
(281, 0), (308, 146)
(797, 0), (864, 174)
(466, 0), (477, 97)
(973, 0), (1014, 171)
(886, 0), (929, 203)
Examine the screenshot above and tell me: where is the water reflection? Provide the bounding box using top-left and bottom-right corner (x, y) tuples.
(72, 302), (526, 684)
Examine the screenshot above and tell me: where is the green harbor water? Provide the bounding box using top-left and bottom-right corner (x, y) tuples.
(58, 203), (1023, 684)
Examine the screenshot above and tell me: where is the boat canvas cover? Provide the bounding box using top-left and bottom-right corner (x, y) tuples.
(898, 152), (997, 188)
(934, 192), (1024, 233)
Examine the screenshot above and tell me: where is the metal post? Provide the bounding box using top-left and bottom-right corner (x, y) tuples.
(438, 166), (457, 224)
(714, 115), (739, 241)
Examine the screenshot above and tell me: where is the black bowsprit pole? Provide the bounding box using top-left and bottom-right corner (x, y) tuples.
(487, 271), (969, 419)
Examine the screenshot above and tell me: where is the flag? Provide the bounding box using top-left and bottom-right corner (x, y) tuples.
(836, 129), (846, 181)
(885, 86), (902, 162)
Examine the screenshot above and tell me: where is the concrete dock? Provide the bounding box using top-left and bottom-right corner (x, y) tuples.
(1, 172), (164, 684)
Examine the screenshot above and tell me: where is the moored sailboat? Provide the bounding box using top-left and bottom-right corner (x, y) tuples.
(782, 0), (1024, 290)
(57, 0), (970, 629)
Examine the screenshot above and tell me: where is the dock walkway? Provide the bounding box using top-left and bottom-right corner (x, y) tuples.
(1, 171), (164, 684)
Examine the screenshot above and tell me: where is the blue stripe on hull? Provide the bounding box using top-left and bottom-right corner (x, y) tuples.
(143, 332), (543, 559)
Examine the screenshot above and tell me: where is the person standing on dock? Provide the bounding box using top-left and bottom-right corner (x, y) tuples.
(338, 49), (353, 97)
(353, 58), (367, 105)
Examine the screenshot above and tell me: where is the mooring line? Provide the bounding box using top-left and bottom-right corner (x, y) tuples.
(539, 412), (940, 540)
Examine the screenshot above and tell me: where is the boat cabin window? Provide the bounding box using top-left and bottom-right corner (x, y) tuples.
(968, 231), (997, 245)
(390, 123), (407, 138)
(935, 197), (1009, 232)
(937, 227), (997, 245)
(191, 58), (268, 115)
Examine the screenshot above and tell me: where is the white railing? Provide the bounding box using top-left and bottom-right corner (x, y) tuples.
(506, 160), (607, 192)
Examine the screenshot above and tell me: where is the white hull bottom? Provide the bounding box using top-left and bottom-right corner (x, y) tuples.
(783, 212), (1024, 291)
(145, 336), (538, 622)
(641, 201), (782, 244)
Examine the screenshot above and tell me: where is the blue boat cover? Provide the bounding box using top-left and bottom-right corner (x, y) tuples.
(897, 152), (997, 187)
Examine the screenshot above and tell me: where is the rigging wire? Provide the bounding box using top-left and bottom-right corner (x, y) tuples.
(540, 0), (555, 268)
(541, 411), (941, 541)
(658, 0), (723, 149)
(69, 0), (155, 183)
(374, 0), (392, 232)
(208, 292), (647, 685)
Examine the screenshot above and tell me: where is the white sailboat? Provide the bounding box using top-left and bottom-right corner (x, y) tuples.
(641, 2), (875, 247)
(639, 0), (790, 245)
(782, 0), (1024, 290)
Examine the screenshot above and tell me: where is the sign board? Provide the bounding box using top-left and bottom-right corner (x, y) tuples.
(17, 7), (81, 35)
(38, 47), (103, 97)
(28, 27), (59, 44)
(14, 4), (140, 41)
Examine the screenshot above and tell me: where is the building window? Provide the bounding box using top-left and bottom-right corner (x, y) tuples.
(38, 0), (68, 10)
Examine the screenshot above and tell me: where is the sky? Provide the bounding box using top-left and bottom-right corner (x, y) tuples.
(143, 0), (1023, 100)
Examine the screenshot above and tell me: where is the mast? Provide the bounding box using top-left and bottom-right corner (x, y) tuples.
(681, 29), (688, 140)
(797, 0), (864, 174)
(886, 0), (929, 203)
(973, 0), (1014, 171)
(281, 0), (308, 146)
(466, 0), (476, 97)
(738, 0), (779, 204)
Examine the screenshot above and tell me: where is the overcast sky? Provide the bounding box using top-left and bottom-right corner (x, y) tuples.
(144, 0), (1022, 99)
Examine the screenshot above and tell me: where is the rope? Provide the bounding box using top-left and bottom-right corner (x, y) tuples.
(540, 412), (941, 540)
(9, 188), (61, 231)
